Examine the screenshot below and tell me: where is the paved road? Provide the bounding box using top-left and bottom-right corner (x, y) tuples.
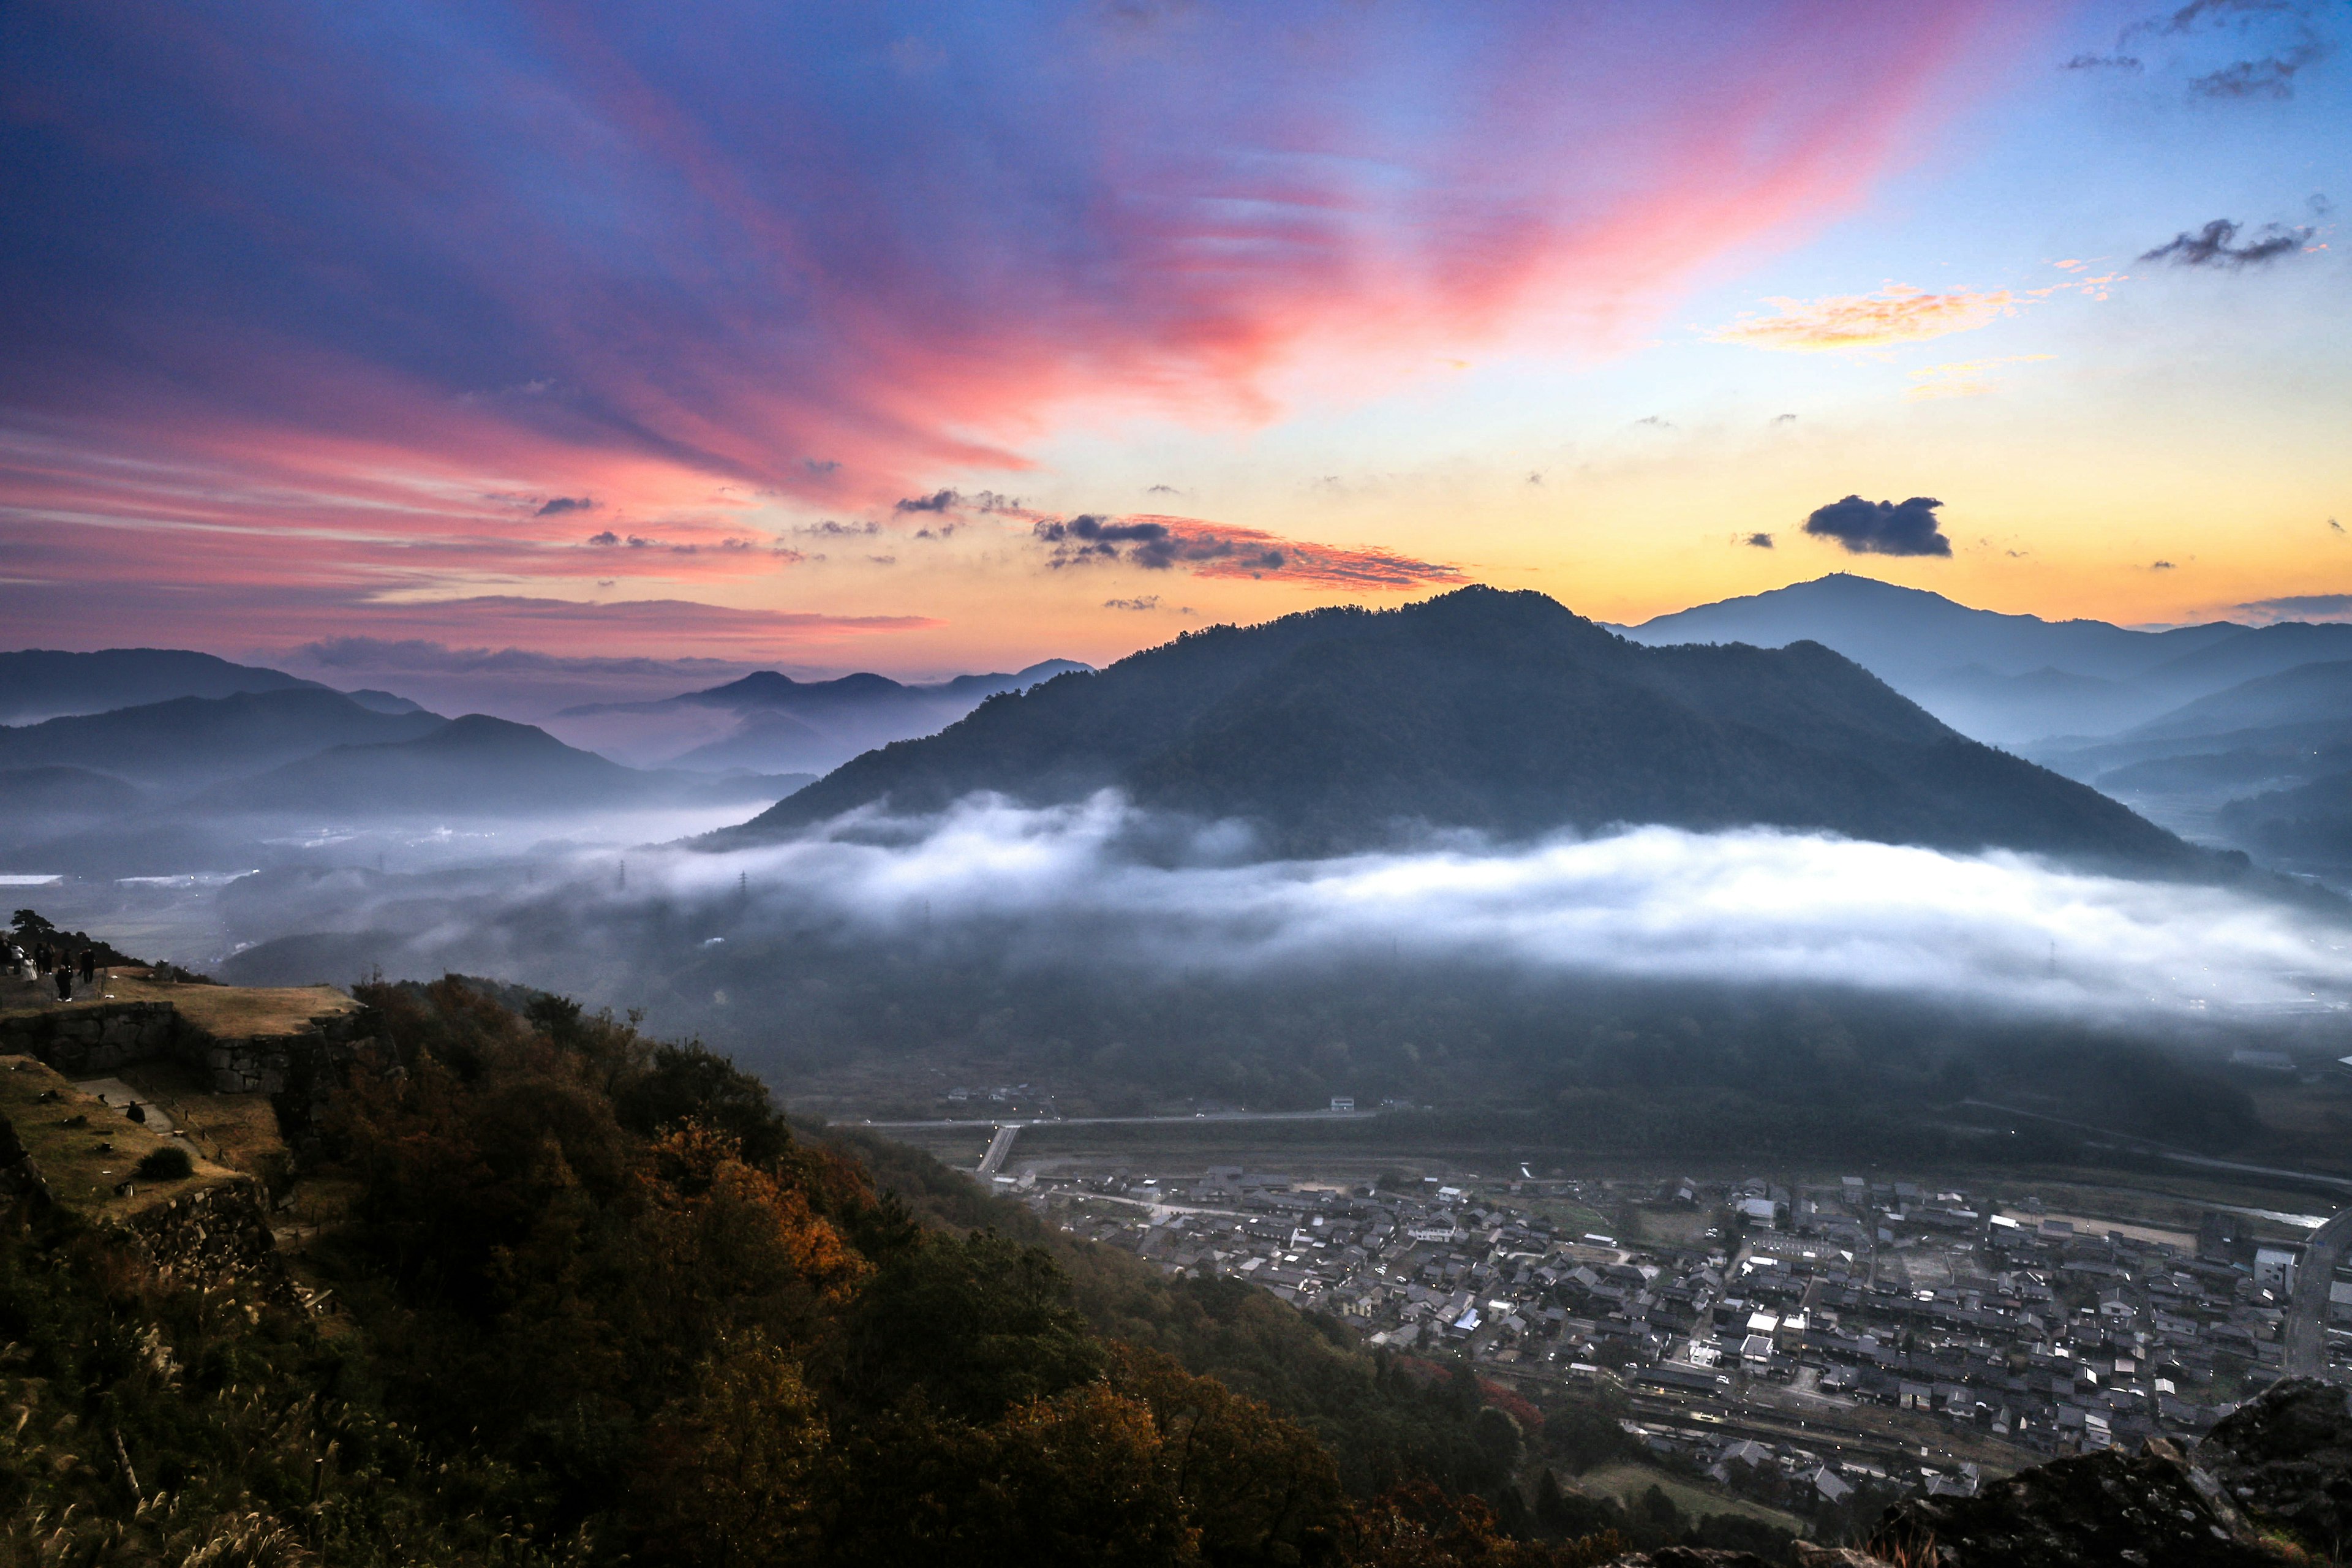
(1956, 1100), (2352, 1195)
(855, 1109), (1378, 1131)
(976, 1124), (1020, 1178)
(2283, 1204), (2352, 1379)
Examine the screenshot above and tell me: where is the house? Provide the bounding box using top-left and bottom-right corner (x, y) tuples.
(2252, 1246), (2299, 1294)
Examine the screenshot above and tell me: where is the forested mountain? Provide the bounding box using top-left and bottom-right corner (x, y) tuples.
(0, 974), (1727, 1566)
(0, 647), (329, 725)
(722, 587), (2192, 865)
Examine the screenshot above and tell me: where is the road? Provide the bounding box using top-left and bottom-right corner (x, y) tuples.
(1955, 1099), (2352, 1195)
(976, 1124), (1020, 1178)
(2283, 1204), (2352, 1379)
(854, 1109), (1378, 1131)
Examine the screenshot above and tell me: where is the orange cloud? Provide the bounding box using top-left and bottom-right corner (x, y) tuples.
(1711, 285), (2016, 352)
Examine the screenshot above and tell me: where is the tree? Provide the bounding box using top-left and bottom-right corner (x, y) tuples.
(635, 1331), (828, 1568)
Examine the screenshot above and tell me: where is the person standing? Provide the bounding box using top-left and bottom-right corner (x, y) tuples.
(54, 963), (72, 1001)
(78, 949), (94, 985)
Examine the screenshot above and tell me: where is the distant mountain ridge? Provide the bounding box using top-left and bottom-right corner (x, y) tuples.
(214, 714), (806, 813)
(546, 658), (1093, 774)
(715, 587), (2192, 866)
(0, 688), (447, 788)
(1618, 574), (2352, 748)
(0, 647), (330, 725)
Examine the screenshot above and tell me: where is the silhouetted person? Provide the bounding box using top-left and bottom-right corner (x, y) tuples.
(126, 1102), (146, 1125)
(54, 965), (72, 1001)
(79, 949), (94, 984)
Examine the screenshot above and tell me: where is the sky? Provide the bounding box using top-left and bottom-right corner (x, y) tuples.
(2, 0), (2347, 684)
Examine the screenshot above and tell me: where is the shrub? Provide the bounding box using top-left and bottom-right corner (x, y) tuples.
(135, 1145), (194, 1180)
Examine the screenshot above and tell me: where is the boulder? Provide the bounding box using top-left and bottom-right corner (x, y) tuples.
(1866, 1438), (2271, 1567)
(2198, 1377), (2352, 1554)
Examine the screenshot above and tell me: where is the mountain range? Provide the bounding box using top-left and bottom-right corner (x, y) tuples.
(718, 586), (2194, 867)
(1616, 574), (2352, 746)
(0, 688), (812, 877)
(546, 659), (1092, 773)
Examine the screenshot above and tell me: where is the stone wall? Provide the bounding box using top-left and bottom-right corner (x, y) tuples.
(120, 1177), (281, 1292)
(0, 1001), (178, 1076)
(0, 999), (370, 1095)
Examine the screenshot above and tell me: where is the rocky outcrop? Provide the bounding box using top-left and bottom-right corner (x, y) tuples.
(2199, 1377), (2352, 1556)
(1866, 1436), (2271, 1567)
(1600, 1551), (1778, 1567)
(119, 1178), (279, 1291)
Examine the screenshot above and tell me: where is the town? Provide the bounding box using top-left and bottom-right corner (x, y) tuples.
(1005, 1150), (2352, 1529)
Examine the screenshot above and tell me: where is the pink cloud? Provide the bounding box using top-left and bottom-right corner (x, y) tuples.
(1, 1), (2042, 645)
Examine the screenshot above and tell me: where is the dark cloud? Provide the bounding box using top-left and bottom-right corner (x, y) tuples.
(867, 554), (897, 565)
(1030, 513), (1460, 588)
(1145, 483), (1180, 496)
(1771, 413), (1797, 424)
(1634, 415), (1674, 429)
(804, 459), (841, 475)
(2140, 217), (2313, 267)
(536, 496), (596, 516)
(1526, 471), (1544, 486)
(585, 530), (620, 546)
(892, 488), (1020, 514)
(2331, 518), (2345, 534)
(1103, 596), (1161, 611)
(797, 519), (881, 537)
(1035, 514), (1235, 571)
(2151, 560), (2177, 570)
(2062, 51), (2143, 70)
(913, 524), (956, 540)
(2190, 40), (2326, 97)
(1744, 532), (1775, 549)
(1801, 496), (1952, 558)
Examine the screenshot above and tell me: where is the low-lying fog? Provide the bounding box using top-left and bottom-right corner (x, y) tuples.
(72, 793), (2350, 1036)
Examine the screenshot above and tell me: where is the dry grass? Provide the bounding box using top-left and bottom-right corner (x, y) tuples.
(0, 970), (356, 1038)
(116, 1058), (288, 1175)
(0, 1053), (242, 1217)
(1571, 1460), (1804, 1533)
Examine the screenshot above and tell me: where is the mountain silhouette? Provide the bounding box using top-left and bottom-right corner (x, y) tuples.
(0, 647), (330, 725)
(214, 714), (808, 814)
(717, 586), (2193, 864)
(0, 688), (445, 789)
(551, 659), (1092, 773)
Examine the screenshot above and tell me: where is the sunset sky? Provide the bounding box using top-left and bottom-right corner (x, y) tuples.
(3, 0), (2346, 683)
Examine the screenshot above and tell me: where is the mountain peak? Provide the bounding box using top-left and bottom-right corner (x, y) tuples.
(712, 587), (2187, 867)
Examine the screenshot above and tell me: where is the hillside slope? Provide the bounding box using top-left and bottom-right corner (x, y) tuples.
(720, 587), (2192, 865)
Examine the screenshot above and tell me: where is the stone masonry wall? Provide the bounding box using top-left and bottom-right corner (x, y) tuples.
(121, 1177), (282, 1293)
(0, 1000), (371, 1094)
(0, 1001), (178, 1076)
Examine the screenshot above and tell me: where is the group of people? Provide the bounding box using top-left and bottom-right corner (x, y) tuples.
(6, 939), (100, 1000)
